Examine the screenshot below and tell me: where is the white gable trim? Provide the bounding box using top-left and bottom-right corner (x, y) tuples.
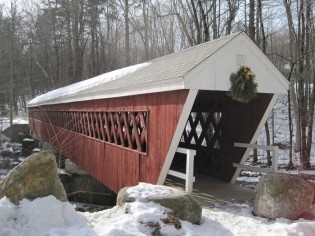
(240, 33), (289, 90)
(183, 32), (289, 94)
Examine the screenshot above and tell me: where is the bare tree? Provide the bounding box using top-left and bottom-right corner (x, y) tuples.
(124, 0), (130, 66)
(283, 0), (314, 169)
(9, 1), (16, 130)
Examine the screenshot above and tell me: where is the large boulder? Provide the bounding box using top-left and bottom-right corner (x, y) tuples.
(253, 173), (314, 220)
(0, 151), (68, 204)
(117, 183), (202, 224)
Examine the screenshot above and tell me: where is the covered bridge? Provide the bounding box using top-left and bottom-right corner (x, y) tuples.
(28, 32), (289, 193)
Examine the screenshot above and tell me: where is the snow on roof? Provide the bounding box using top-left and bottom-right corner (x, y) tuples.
(27, 31), (288, 107)
(28, 63), (150, 107)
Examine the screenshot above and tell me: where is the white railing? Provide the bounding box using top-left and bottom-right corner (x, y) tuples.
(168, 148), (196, 194)
(233, 142), (279, 173)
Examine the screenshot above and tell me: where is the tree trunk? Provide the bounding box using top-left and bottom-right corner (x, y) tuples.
(142, 0), (150, 60)
(265, 122), (272, 166)
(198, 1), (209, 42)
(248, 0), (255, 40)
(212, 0), (218, 39)
(283, 0), (299, 165)
(287, 89), (294, 168)
(190, 0), (201, 44)
(9, 2), (16, 133)
(124, 0), (130, 66)
(287, 64), (295, 168)
(226, 0), (237, 35)
(253, 142), (258, 163)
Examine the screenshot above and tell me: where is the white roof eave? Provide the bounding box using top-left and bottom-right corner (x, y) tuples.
(27, 78), (186, 107)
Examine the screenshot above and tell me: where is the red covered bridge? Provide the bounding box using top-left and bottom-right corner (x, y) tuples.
(28, 32), (289, 193)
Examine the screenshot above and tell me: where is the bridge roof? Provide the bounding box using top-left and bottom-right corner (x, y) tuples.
(28, 32), (289, 107)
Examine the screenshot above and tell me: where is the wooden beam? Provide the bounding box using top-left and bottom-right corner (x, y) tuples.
(232, 163), (274, 173)
(234, 142), (277, 151)
(168, 170), (196, 182)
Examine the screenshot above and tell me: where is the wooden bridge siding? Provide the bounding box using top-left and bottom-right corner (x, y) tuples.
(29, 90), (189, 192)
(29, 114), (142, 192)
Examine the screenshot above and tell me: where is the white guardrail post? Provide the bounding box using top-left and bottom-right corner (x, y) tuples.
(272, 146), (279, 171)
(167, 148), (196, 194)
(185, 149), (195, 194)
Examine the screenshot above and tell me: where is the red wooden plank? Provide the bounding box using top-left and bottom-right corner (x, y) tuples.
(94, 112), (101, 139)
(138, 93), (160, 183)
(122, 112), (132, 148)
(109, 113), (118, 144)
(84, 138), (94, 175)
(90, 112), (96, 138)
(115, 112), (125, 147)
(130, 113), (141, 152)
(103, 112), (111, 142)
(117, 151), (139, 191)
(83, 112), (89, 136)
(95, 140), (104, 181)
(103, 145), (118, 192)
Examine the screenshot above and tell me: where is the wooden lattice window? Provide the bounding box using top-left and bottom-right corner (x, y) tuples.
(180, 111), (222, 149)
(29, 110), (148, 154)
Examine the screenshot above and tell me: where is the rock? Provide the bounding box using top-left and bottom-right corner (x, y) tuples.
(312, 186), (315, 204)
(117, 183), (202, 224)
(15, 132), (32, 144)
(22, 138), (38, 156)
(306, 180), (315, 204)
(0, 151), (68, 204)
(2, 123), (29, 141)
(299, 175), (315, 204)
(253, 173), (314, 220)
(300, 205), (315, 220)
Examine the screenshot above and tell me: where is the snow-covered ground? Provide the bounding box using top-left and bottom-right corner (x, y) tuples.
(255, 94), (315, 167)
(1, 97), (315, 235)
(0, 184), (314, 236)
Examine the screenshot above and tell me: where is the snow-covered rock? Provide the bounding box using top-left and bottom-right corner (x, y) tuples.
(22, 138), (38, 156)
(0, 151), (67, 204)
(117, 183), (202, 224)
(253, 173), (314, 220)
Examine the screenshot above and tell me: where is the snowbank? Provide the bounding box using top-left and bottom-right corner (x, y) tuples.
(0, 183), (314, 235)
(0, 196), (94, 236)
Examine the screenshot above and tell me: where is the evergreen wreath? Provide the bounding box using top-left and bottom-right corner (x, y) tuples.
(227, 65), (258, 103)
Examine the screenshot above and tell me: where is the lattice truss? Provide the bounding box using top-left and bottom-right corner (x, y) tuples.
(30, 110), (148, 153)
(180, 111), (222, 149)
